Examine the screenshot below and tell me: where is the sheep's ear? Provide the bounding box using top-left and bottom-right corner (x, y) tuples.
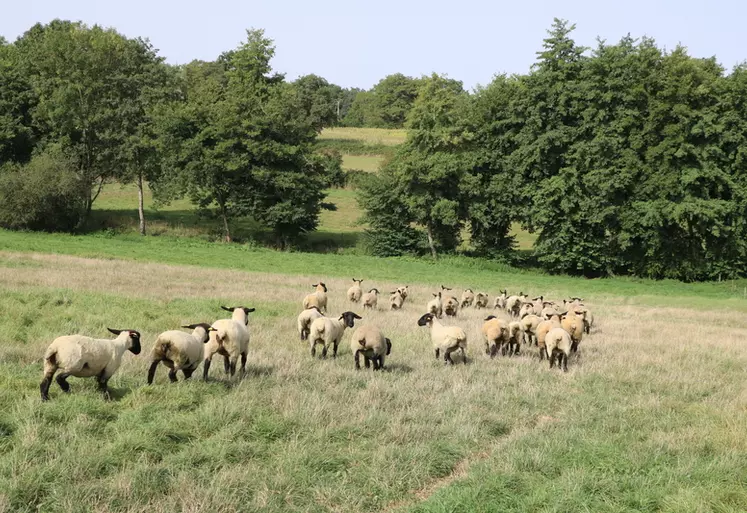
(221, 306), (234, 312)
(243, 307), (255, 314)
(484, 315), (496, 321)
(107, 328), (122, 335)
(353, 313), (362, 319)
(181, 324), (198, 330)
(312, 283), (318, 287)
(432, 293), (437, 297)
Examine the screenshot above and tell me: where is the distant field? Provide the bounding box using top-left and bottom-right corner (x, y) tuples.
(319, 127), (407, 146)
(342, 154), (385, 172)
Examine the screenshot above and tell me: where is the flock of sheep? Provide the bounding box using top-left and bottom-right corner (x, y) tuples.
(38, 280), (595, 401)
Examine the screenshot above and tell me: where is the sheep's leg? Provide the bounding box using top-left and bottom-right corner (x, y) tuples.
(489, 343), (497, 359)
(223, 355), (231, 374)
(182, 368), (194, 380)
(56, 372), (72, 393)
(549, 350), (556, 369)
(321, 345), (328, 359)
(310, 340), (317, 358)
(514, 340), (521, 356)
(444, 347), (455, 365)
(354, 350), (362, 370)
(460, 346), (467, 365)
(373, 356), (381, 371)
(146, 360), (161, 385)
(332, 340), (339, 358)
(502, 343), (509, 357)
(203, 358), (212, 381)
(229, 358), (237, 377)
(378, 355), (385, 370)
(167, 369), (178, 383)
(570, 340), (579, 353)
(435, 348), (440, 360)
(97, 373), (111, 401)
(40, 370), (56, 401)
(562, 353), (568, 372)
(240, 352), (247, 374)
(364, 356), (371, 369)
(539, 346), (545, 360)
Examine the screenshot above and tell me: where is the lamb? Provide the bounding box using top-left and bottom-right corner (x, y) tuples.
(443, 296), (459, 318)
(427, 292), (443, 318)
(347, 279), (364, 303)
(204, 305), (255, 380)
(361, 288), (380, 310)
(303, 282), (328, 313)
(40, 328), (141, 401)
(507, 321), (523, 356)
(506, 292), (528, 318)
(474, 292), (489, 309)
(460, 289), (475, 308)
(389, 290), (405, 310)
(417, 313), (467, 365)
(561, 308), (584, 353)
(521, 314), (543, 347)
(545, 327), (572, 372)
(481, 315), (509, 358)
(297, 306), (324, 341)
(536, 312), (563, 360)
(493, 289), (508, 310)
(350, 325), (391, 370)
(147, 323), (214, 384)
(308, 311), (362, 358)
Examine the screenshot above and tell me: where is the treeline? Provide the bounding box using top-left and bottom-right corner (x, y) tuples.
(359, 20), (747, 281)
(0, 21), (345, 244)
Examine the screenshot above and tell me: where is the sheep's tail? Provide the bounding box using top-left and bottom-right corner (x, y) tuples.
(42, 348), (58, 374)
(151, 337), (172, 358)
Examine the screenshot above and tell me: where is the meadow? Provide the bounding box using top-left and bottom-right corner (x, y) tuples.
(0, 127), (745, 512)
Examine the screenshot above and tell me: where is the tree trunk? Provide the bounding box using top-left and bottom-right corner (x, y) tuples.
(137, 173), (146, 236)
(426, 223), (438, 259)
(219, 202), (231, 242)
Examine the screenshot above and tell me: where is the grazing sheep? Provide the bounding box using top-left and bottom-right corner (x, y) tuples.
(297, 306), (324, 341)
(507, 321), (523, 356)
(474, 293), (489, 309)
(204, 306), (254, 380)
(309, 311), (362, 358)
(417, 313), (468, 365)
(561, 309), (584, 353)
(545, 327), (572, 372)
(361, 288), (380, 310)
(350, 325), (391, 370)
(443, 296), (460, 318)
(427, 292), (444, 318)
(40, 328), (142, 401)
(347, 279), (364, 303)
(460, 289), (475, 309)
(493, 289), (508, 310)
(389, 290), (405, 310)
(303, 283), (328, 313)
(147, 323), (214, 384)
(506, 292), (528, 318)
(481, 315), (509, 358)
(536, 312), (563, 360)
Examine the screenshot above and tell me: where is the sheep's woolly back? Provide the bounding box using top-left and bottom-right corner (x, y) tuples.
(428, 317), (467, 351)
(43, 332), (133, 378)
(536, 315), (562, 349)
(297, 307), (324, 340)
(460, 290), (475, 308)
(427, 294), (443, 318)
(151, 329), (205, 370)
(210, 318), (250, 357)
(390, 291), (404, 310)
(347, 280), (363, 303)
(545, 327), (572, 356)
(303, 286), (328, 312)
(362, 290), (379, 309)
(481, 317), (508, 352)
(350, 325), (388, 357)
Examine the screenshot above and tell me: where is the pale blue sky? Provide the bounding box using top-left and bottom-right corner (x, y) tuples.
(3, 0), (745, 90)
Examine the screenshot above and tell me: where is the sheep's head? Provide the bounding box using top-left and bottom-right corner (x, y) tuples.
(385, 338), (392, 356)
(397, 286), (409, 299)
(464, 289), (473, 294)
(432, 292), (441, 299)
(441, 285), (452, 291)
(108, 328), (141, 354)
(313, 282), (328, 293)
(417, 313), (434, 327)
(352, 278), (363, 285)
(369, 288), (380, 295)
(182, 323), (215, 343)
(339, 311), (362, 328)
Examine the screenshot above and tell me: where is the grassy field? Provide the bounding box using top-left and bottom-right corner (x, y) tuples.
(0, 240), (746, 512)
(319, 127), (407, 146)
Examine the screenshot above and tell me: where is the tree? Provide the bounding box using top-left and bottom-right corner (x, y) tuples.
(371, 73), (422, 128)
(0, 38), (35, 164)
(292, 74), (342, 130)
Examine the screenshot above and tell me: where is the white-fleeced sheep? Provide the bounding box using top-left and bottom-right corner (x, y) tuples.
(147, 323), (214, 384)
(519, 302), (535, 319)
(541, 302), (558, 319)
(531, 296), (544, 316)
(580, 306), (594, 334)
(427, 292), (444, 318)
(396, 286), (410, 300)
(536, 312), (563, 360)
(545, 327), (572, 371)
(506, 293), (528, 318)
(303, 282), (328, 313)
(481, 315), (509, 358)
(350, 325), (391, 370)
(507, 321), (523, 356)
(417, 313), (468, 365)
(493, 289), (508, 310)
(390, 290), (405, 310)
(474, 292), (489, 309)
(308, 311), (362, 358)
(40, 328), (142, 401)
(521, 314), (543, 347)
(347, 279), (364, 303)
(444, 296), (459, 318)
(561, 308), (584, 353)
(204, 305), (254, 380)
(361, 288), (380, 310)
(297, 306), (324, 341)
(460, 289), (475, 309)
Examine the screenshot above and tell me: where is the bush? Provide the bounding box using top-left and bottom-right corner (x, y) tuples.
(310, 148), (345, 188)
(0, 150), (88, 232)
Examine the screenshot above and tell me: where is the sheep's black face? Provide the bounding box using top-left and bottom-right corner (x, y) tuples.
(128, 331), (142, 354)
(339, 311), (362, 328)
(417, 313), (433, 326)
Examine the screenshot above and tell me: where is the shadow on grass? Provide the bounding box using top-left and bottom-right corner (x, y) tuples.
(382, 363), (414, 374)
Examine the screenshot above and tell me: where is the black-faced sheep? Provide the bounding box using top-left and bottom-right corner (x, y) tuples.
(308, 311), (362, 358)
(417, 313), (467, 365)
(350, 325), (391, 370)
(147, 324), (214, 384)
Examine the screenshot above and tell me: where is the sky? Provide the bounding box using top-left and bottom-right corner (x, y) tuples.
(3, 0), (746, 90)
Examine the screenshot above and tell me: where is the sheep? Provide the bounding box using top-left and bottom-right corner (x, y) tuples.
(481, 315), (509, 358)
(427, 291), (444, 318)
(40, 328), (141, 401)
(361, 288), (380, 310)
(417, 313), (467, 365)
(441, 285), (452, 292)
(545, 327), (572, 372)
(521, 314), (543, 347)
(443, 296), (459, 318)
(204, 305), (254, 380)
(309, 311), (362, 358)
(518, 302), (535, 319)
(350, 325), (391, 370)
(580, 306), (594, 334)
(561, 308), (584, 353)
(506, 292), (528, 318)
(147, 323), (214, 384)
(540, 301), (558, 319)
(474, 292), (489, 309)
(347, 279), (364, 303)
(303, 282), (328, 313)
(507, 321), (523, 356)
(297, 306), (324, 341)
(389, 290), (405, 310)
(536, 312), (563, 360)
(531, 296), (544, 316)
(460, 289), (475, 308)
(396, 286), (410, 300)
(493, 289), (508, 311)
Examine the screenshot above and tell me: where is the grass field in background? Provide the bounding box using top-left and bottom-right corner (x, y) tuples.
(319, 127), (407, 146)
(0, 247), (746, 512)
